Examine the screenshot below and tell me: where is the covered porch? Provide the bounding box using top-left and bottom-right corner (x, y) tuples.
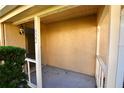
(23, 5), (98, 88)
(0, 5), (123, 88)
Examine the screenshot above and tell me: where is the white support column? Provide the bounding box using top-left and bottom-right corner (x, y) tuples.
(0, 23), (4, 46)
(34, 16), (42, 88)
(106, 5), (121, 88)
(116, 13), (124, 88)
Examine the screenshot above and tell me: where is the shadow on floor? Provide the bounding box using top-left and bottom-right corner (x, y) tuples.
(30, 65), (96, 88)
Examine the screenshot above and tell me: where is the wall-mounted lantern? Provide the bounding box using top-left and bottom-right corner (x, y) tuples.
(19, 25), (25, 35)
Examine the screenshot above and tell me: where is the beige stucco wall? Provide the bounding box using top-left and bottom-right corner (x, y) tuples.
(41, 15), (97, 76)
(97, 6), (110, 64)
(4, 23), (25, 49)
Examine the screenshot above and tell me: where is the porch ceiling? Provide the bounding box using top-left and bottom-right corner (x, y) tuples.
(5, 5), (55, 23)
(4, 5), (102, 24)
(41, 5), (101, 23)
(0, 5), (19, 18)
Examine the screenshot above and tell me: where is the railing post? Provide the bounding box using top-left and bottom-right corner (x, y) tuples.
(27, 61), (31, 83)
(101, 72), (104, 87)
(96, 26), (100, 56)
(95, 25), (101, 87)
(34, 16), (42, 88)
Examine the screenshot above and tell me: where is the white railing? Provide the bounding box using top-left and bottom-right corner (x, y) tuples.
(25, 58), (37, 88)
(27, 81), (37, 88)
(96, 55), (107, 88)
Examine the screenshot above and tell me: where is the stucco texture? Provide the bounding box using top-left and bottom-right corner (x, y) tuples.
(4, 23), (25, 49)
(41, 15), (97, 76)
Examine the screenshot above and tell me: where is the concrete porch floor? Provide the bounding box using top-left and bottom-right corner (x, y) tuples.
(30, 65), (96, 88)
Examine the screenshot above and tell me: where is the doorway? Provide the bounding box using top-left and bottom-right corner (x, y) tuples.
(24, 26), (37, 87)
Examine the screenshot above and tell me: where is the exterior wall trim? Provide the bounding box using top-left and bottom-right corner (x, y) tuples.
(13, 6), (79, 25)
(0, 5), (34, 23)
